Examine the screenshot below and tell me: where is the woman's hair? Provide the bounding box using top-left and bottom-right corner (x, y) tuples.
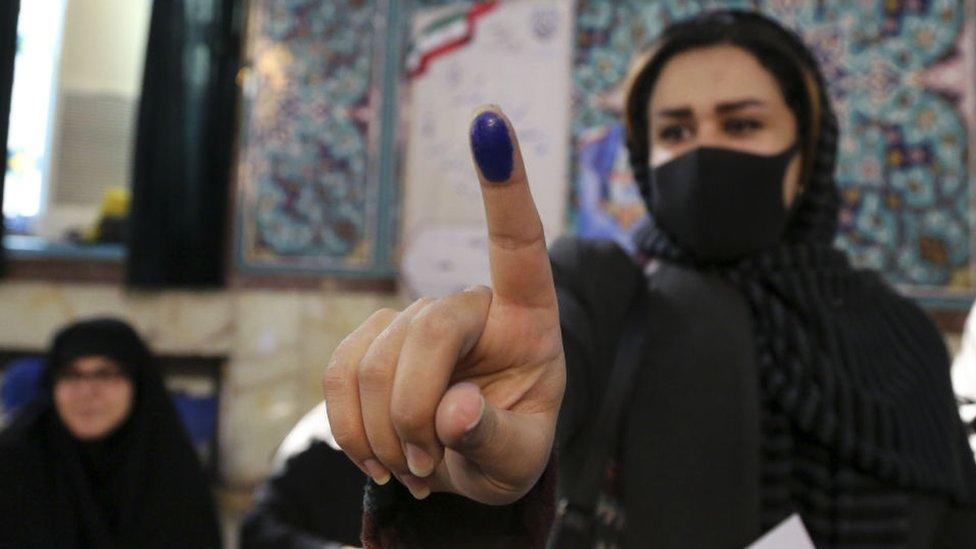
(624, 10), (826, 190)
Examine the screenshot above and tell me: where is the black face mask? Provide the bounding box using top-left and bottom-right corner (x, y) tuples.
(646, 144), (798, 263)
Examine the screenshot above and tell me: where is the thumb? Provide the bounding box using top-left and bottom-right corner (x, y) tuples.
(435, 382), (489, 450)
(435, 382), (553, 500)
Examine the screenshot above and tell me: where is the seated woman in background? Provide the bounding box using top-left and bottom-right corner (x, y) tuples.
(322, 10), (976, 548)
(0, 318), (221, 548)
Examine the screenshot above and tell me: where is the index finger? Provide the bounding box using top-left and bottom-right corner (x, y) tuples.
(469, 105), (556, 309)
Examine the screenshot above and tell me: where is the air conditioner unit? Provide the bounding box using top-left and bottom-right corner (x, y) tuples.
(38, 89), (137, 240)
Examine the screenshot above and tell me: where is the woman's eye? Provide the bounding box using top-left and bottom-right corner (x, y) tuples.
(657, 124), (692, 142)
(724, 118), (763, 135)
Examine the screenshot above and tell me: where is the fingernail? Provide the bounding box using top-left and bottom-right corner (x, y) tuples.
(363, 459), (391, 485)
(404, 443), (434, 478)
(464, 395), (486, 434)
(470, 110), (514, 183)
(399, 473), (431, 500)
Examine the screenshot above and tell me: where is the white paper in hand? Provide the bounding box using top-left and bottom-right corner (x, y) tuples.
(746, 514), (815, 549)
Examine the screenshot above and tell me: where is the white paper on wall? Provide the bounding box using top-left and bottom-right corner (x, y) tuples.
(402, 224), (492, 298)
(401, 0), (574, 298)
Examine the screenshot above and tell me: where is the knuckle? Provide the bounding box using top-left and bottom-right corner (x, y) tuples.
(321, 363), (351, 396)
(488, 231), (544, 252)
(410, 306), (457, 340)
(370, 308), (400, 323)
(372, 446), (406, 472)
(364, 430), (406, 470)
(357, 353), (394, 389)
(329, 421), (360, 454)
(324, 332), (359, 376)
(390, 401), (431, 438)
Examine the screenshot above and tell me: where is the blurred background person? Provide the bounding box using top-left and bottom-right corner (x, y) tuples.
(0, 317), (221, 548)
(240, 401), (365, 549)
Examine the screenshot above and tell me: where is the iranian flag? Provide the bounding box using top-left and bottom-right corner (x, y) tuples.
(406, 1), (499, 78)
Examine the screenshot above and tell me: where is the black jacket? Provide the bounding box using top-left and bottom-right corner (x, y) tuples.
(360, 236), (976, 548)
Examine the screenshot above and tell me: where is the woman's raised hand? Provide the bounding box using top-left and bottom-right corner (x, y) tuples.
(322, 106), (565, 505)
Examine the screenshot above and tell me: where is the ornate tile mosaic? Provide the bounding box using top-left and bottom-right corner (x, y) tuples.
(235, 0), (398, 276)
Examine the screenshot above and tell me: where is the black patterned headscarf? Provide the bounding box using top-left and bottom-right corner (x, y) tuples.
(625, 9), (976, 545)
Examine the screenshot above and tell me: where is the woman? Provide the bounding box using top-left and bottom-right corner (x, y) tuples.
(322, 11), (976, 548)
(0, 318), (222, 548)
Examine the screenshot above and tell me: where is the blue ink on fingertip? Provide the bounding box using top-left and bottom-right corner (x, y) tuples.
(470, 111), (514, 183)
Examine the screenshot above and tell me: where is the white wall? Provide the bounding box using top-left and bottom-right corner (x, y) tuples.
(58, 0), (152, 97)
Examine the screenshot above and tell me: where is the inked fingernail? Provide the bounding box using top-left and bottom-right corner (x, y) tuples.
(470, 110), (514, 183)
(404, 443), (434, 478)
(399, 473), (431, 500)
(363, 459), (391, 485)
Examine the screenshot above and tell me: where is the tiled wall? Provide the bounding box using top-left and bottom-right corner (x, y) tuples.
(234, 0), (400, 277)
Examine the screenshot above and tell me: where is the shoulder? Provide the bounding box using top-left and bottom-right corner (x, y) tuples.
(549, 235), (634, 275)
(549, 237), (645, 349)
(846, 269), (950, 368)
(0, 416), (47, 496)
(855, 271), (939, 331)
(0, 404), (47, 464)
(550, 236), (640, 298)
(0, 432), (27, 472)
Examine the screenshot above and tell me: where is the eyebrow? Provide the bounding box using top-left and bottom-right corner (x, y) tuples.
(653, 99), (767, 118)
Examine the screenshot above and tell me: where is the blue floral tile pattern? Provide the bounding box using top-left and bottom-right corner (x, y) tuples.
(235, 0), (396, 275)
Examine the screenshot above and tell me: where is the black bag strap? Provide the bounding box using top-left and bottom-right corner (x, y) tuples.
(548, 278), (649, 546)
